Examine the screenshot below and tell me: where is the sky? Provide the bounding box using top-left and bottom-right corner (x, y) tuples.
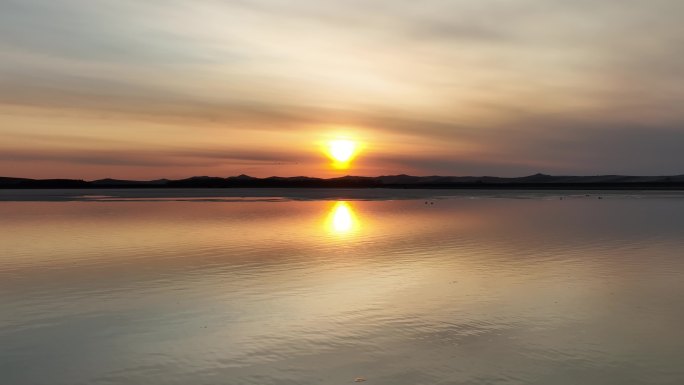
(1, 0), (683, 179)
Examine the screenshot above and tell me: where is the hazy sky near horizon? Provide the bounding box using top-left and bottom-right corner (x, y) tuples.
(1, 0), (684, 179)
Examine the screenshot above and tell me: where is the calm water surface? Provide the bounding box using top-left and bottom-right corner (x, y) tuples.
(1, 190), (684, 384)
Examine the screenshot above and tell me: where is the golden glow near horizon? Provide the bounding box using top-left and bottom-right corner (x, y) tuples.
(325, 139), (360, 170)
(326, 201), (359, 235)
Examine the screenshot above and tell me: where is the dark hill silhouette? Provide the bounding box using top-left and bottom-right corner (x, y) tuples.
(2, 174), (684, 189)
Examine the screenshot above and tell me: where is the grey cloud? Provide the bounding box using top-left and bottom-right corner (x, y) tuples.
(366, 152), (560, 178)
(167, 148), (312, 164)
(0, 146), (309, 168)
(0, 149), (178, 167)
(0, 0), (222, 64)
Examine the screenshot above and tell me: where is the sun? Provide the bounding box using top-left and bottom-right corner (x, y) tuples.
(325, 139), (359, 169)
(328, 140), (356, 162)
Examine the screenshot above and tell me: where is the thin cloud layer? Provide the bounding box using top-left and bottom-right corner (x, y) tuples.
(1, 0), (683, 178)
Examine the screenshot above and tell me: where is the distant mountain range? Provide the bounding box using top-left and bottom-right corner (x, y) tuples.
(3, 173), (684, 189)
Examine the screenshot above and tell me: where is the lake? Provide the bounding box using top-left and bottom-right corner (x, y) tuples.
(1, 189), (684, 385)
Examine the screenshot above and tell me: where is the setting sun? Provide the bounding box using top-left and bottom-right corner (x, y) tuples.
(328, 140), (356, 162)
(325, 139), (359, 169)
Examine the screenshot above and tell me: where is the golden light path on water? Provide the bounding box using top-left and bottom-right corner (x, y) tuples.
(325, 201), (360, 235)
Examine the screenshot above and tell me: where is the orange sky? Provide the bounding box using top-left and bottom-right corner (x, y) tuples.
(1, 1), (684, 179)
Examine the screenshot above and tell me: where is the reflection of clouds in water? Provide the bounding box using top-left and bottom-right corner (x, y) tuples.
(3, 198), (684, 384)
(326, 201), (359, 235)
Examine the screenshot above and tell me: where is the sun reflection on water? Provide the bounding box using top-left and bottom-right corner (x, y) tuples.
(326, 201), (359, 235)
